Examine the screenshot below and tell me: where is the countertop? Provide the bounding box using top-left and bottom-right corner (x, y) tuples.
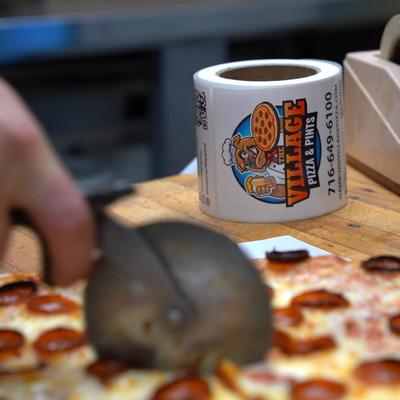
(2, 165), (400, 275)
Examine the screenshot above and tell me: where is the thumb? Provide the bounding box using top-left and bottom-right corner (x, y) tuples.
(25, 172), (95, 286)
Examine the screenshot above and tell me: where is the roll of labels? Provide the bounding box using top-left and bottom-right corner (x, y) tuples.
(194, 59), (346, 222)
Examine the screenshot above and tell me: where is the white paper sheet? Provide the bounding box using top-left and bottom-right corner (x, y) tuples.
(238, 235), (332, 259)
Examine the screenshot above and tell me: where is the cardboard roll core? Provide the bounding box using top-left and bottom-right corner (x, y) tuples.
(219, 65), (317, 81)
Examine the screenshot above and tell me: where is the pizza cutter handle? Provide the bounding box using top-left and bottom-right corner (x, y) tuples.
(10, 179), (134, 284)
(79, 178), (135, 219)
(79, 179), (135, 246)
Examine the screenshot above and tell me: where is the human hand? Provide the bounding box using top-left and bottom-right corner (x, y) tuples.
(0, 78), (95, 285)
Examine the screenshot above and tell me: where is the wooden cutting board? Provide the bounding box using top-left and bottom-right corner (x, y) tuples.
(2, 165), (400, 275)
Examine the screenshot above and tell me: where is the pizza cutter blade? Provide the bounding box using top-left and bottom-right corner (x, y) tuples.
(11, 177), (272, 372)
(84, 220), (272, 372)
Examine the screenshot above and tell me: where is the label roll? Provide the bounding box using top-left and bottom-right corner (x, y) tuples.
(194, 59), (346, 222)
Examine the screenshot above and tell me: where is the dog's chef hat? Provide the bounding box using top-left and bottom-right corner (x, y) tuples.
(222, 137), (237, 166)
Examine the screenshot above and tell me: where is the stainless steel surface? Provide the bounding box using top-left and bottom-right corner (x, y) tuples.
(85, 221), (272, 371)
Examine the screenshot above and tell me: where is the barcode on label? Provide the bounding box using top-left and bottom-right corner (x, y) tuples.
(195, 89), (208, 130)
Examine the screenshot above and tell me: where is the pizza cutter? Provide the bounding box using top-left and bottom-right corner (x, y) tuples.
(11, 179), (273, 372)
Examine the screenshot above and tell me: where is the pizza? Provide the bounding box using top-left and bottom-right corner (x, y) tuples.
(1, 251), (400, 399)
(250, 102), (280, 151)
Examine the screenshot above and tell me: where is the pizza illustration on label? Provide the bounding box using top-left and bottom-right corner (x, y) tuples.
(251, 102), (280, 151)
(222, 99), (321, 206)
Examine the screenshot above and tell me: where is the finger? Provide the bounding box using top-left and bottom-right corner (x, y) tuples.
(0, 79), (95, 285)
(25, 171), (95, 286)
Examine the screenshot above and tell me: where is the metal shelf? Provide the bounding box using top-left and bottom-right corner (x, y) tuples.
(0, 0), (398, 63)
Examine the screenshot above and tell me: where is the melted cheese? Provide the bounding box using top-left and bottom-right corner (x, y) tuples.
(2, 256), (400, 400)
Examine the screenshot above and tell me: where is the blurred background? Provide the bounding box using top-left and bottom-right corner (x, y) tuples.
(0, 0), (398, 184)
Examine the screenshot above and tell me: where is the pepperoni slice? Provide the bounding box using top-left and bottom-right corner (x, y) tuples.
(152, 376), (210, 400)
(87, 359), (132, 383)
(354, 359), (400, 384)
(34, 328), (86, 354)
(274, 306), (303, 327)
(0, 329), (24, 353)
(291, 336), (336, 355)
(290, 289), (349, 310)
(361, 256), (400, 272)
(389, 314), (400, 335)
(28, 294), (79, 315)
(291, 379), (346, 400)
(0, 280), (37, 306)
(275, 330), (336, 356)
(266, 250), (310, 263)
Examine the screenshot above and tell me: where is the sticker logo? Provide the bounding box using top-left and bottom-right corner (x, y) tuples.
(222, 99), (321, 206)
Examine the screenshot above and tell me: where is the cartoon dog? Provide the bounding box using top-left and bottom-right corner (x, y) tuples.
(222, 134), (284, 173)
(222, 134), (286, 199)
